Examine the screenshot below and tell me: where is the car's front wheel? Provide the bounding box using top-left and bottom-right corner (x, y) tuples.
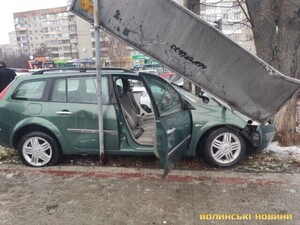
(203, 127), (245, 167)
(18, 132), (61, 167)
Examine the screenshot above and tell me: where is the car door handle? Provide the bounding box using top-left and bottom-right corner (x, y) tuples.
(56, 110), (72, 115)
(167, 128), (175, 134)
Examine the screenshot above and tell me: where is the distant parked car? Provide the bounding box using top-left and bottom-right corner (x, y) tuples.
(139, 69), (158, 75)
(0, 69), (275, 169)
(161, 72), (183, 86)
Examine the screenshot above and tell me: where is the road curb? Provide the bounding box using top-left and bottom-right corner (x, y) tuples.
(0, 163), (296, 186)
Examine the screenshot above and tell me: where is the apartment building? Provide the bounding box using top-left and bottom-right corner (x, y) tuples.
(8, 31), (18, 55)
(13, 5), (132, 67)
(13, 6), (94, 63)
(13, 0), (255, 68)
(14, 7), (70, 59)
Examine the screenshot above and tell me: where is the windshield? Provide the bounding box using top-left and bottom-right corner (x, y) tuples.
(173, 85), (219, 106)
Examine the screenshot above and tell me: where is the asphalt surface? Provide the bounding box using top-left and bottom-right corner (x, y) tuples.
(0, 164), (299, 225)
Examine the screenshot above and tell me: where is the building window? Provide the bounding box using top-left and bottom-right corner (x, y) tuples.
(223, 14), (229, 19)
(234, 13), (241, 19)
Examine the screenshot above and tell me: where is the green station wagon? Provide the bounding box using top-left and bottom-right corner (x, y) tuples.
(0, 69), (275, 170)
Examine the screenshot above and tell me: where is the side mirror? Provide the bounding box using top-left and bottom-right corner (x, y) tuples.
(198, 95), (210, 104)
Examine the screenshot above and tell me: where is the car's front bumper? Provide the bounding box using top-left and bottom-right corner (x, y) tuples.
(256, 123), (276, 151)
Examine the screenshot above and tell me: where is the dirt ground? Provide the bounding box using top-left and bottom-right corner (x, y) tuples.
(1, 145), (300, 225)
(1, 164), (299, 225)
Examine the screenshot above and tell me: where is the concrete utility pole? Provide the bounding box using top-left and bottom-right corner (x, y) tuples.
(93, 0), (105, 163)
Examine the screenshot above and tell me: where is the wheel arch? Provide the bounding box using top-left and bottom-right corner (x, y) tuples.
(12, 124), (62, 153)
(194, 124), (244, 157)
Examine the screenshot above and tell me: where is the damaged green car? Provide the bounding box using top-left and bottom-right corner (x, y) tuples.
(0, 69), (275, 169)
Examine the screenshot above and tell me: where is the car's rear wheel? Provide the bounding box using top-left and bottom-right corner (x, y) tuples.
(203, 127), (245, 167)
(18, 132), (60, 167)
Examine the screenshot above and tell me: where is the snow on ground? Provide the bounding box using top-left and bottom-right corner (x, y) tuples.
(264, 142), (300, 163)
(266, 142), (300, 154)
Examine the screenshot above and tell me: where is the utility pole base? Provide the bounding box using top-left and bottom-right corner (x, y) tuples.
(99, 152), (105, 165)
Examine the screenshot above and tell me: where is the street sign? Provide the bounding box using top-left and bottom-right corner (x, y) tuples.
(132, 55), (149, 60)
(71, 0), (94, 23)
(70, 0), (300, 124)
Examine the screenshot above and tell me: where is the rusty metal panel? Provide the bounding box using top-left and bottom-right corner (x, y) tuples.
(70, 0), (300, 124)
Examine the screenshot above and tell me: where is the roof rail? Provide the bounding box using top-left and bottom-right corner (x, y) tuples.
(31, 67), (134, 75)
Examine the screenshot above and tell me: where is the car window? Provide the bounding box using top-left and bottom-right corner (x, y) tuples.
(143, 75), (181, 117)
(51, 79), (67, 102)
(59, 76), (108, 104)
(68, 79), (79, 92)
(13, 80), (47, 100)
(86, 79), (96, 94)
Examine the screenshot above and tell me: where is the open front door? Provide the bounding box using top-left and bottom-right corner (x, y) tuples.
(140, 73), (192, 176)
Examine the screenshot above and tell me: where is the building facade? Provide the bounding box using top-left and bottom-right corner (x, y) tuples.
(14, 7), (70, 59)
(8, 31), (18, 55)
(12, 0), (255, 68)
(13, 6), (95, 64)
(13, 5), (132, 68)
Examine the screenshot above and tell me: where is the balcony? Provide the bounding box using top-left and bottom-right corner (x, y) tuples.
(68, 20), (76, 26)
(69, 30), (77, 35)
(15, 26), (28, 31)
(70, 39), (78, 44)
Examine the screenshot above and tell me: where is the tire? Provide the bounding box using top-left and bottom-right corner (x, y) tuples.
(203, 127), (245, 167)
(18, 131), (61, 167)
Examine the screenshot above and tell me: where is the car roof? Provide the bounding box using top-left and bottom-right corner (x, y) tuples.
(30, 67), (135, 75)
(15, 67), (142, 82)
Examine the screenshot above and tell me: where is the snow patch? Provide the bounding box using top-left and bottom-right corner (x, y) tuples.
(266, 142), (300, 154)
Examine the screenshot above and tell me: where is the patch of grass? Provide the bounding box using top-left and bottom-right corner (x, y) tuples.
(0, 147), (17, 161)
(266, 150), (276, 155)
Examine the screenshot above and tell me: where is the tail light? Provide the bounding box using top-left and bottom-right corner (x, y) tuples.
(0, 85), (10, 100)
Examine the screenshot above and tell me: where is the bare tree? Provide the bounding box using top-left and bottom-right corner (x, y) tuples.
(101, 32), (131, 68)
(34, 43), (51, 58)
(246, 0), (300, 145)
(3, 53), (29, 68)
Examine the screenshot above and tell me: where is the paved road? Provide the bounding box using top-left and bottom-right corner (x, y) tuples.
(0, 164), (299, 225)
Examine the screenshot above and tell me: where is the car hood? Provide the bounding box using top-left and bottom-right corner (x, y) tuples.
(181, 89), (257, 124)
(70, 0), (300, 124)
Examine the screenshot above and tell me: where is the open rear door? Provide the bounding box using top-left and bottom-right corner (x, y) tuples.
(70, 0), (300, 124)
(140, 73), (192, 177)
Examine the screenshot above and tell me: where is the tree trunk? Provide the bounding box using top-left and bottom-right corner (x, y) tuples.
(246, 0), (300, 145)
(186, 0), (200, 15)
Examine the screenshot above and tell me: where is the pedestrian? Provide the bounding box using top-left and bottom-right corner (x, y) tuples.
(0, 61), (17, 93)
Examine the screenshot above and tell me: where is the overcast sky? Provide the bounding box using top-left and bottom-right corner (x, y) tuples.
(0, 0), (68, 44)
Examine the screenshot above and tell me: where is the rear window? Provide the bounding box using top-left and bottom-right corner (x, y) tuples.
(12, 80), (47, 100)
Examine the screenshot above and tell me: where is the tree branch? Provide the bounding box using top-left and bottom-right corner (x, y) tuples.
(236, 0), (251, 22)
(285, 0), (300, 8)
